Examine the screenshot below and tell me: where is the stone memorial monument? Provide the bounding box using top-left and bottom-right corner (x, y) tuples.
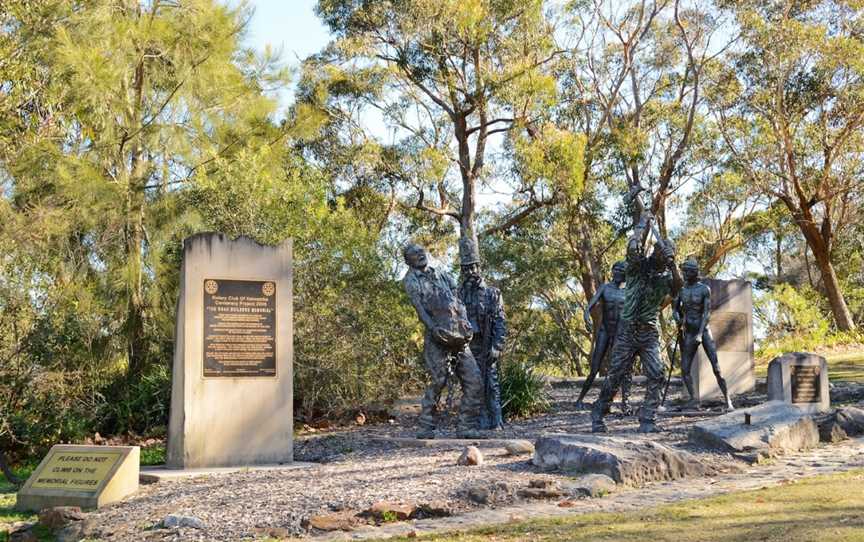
(767, 352), (830, 413)
(684, 278), (755, 404)
(16, 445), (139, 511)
(167, 233), (293, 468)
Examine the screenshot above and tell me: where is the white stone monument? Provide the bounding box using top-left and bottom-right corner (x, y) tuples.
(690, 278), (756, 402)
(167, 233), (293, 468)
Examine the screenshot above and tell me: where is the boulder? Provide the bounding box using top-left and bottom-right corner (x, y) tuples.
(504, 440), (535, 456)
(818, 419), (848, 443)
(55, 520), (96, 542)
(562, 474), (617, 498)
(517, 487), (563, 499)
(305, 512), (357, 532)
(414, 501), (452, 518)
(457, 446), (484, 466)
(465, 484), (490, 504)
(162, 514), (205, 530)
(835, 406), (864, 436)
(8, 523), (37, 542)
(533, 434), (706, 486)
(368, 501), (416, 521)
(689, 401), (818, 454)
(528, 478), (555, 489)
(38, 507), (85, 531)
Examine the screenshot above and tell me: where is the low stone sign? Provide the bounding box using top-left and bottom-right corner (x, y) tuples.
(16, 445), (139, 511)
(767, 352), (830, 413)
(690, 279), (755, 402)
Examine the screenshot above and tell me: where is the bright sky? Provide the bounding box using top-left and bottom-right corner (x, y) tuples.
(245, 0), (330, 110)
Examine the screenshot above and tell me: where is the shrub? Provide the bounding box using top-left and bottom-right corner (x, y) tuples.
(499, 361), (550, 419)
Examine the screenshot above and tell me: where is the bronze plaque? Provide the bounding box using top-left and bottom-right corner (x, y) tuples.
(791, 365), (820, 403)
(710, 312), (749, 352)
(203, 279), (277, 377)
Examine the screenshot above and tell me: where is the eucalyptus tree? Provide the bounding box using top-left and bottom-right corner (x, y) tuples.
(549, 0), (731, 323)
(710, 0), (864, 331)
(311, 0), (583, 245)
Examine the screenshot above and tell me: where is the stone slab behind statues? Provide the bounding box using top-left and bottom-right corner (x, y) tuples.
(168, 233), (294, 468)
(690, 278), (755, 402)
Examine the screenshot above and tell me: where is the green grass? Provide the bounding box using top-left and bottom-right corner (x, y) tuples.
(755, 351), (864, 382)
(381, 469), (864, 542)
(0, 466), (52, 542)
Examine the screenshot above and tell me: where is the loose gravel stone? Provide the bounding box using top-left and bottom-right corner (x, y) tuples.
(82, 380), (864, 541)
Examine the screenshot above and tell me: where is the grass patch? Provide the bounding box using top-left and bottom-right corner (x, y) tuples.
(755, 350), (864, 382)
(381, 469), (864, 542)
(0, 465), (52, 542)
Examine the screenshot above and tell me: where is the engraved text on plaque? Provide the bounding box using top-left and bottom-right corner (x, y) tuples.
(203, 279), (277, 377)
(791, 365), (820, 403)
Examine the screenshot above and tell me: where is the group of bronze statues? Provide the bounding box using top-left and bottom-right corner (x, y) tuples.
(402, 190), (734, 437)
(402, 237), (506, 439)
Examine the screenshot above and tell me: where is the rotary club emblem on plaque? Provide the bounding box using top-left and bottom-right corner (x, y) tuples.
(204, 279), (219, 295)
(262, 282), (276, 297)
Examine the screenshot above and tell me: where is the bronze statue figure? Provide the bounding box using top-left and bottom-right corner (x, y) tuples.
(402, 243), (484, 439)
(576, 261), (633, 415)
(591, 205), (682, 434)
(457, 236), (506, 431)
(673, 258), (734, 411)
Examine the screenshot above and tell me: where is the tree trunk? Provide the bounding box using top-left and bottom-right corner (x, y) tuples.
(125, 56), (148, 378)
(809, 241), (856, 331)
(0, 450), (21, 486)
(794, 214), (856, 331)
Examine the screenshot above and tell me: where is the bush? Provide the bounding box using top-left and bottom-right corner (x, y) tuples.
(499, 361), (551, 419)
(754, 283), (861, 361)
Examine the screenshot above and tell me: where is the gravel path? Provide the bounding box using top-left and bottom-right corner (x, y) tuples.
(83, 379), (864, 541)
(330, 434), (864, 541)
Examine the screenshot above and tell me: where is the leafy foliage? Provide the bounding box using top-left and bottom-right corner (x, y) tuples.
(499, 361), (551, 419)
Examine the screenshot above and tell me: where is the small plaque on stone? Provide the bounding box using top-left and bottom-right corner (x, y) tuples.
(767, 352), (830, 413)
(16, 445), (139, 511)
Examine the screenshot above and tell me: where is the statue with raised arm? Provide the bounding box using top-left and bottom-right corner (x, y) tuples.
(457, 236), (506, 430)
(575, 261), (633, 415)
(402, 243), (484, 439)
(673, 258), (734, 411)
(591, 189), (683, 433)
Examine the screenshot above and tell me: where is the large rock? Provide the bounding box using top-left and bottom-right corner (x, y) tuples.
(532, 434), (707, 486)
(562, 474), (617, 498)
(689, 400), (818, 454)
(368, 501), (416, 521)
(38, 507), (85, 530)
(162, 514), (205, 530)
(504, 440), (535, 456)
(835, 406), (864, 436)
(457, 446), (484, 466)
(305, 512), (357, 532)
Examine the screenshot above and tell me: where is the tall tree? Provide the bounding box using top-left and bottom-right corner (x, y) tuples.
(312, 0), (580, 244)
(2, 0), (288, 378)
(711, 0), (864, 331)
(547, 0), (729, 325)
